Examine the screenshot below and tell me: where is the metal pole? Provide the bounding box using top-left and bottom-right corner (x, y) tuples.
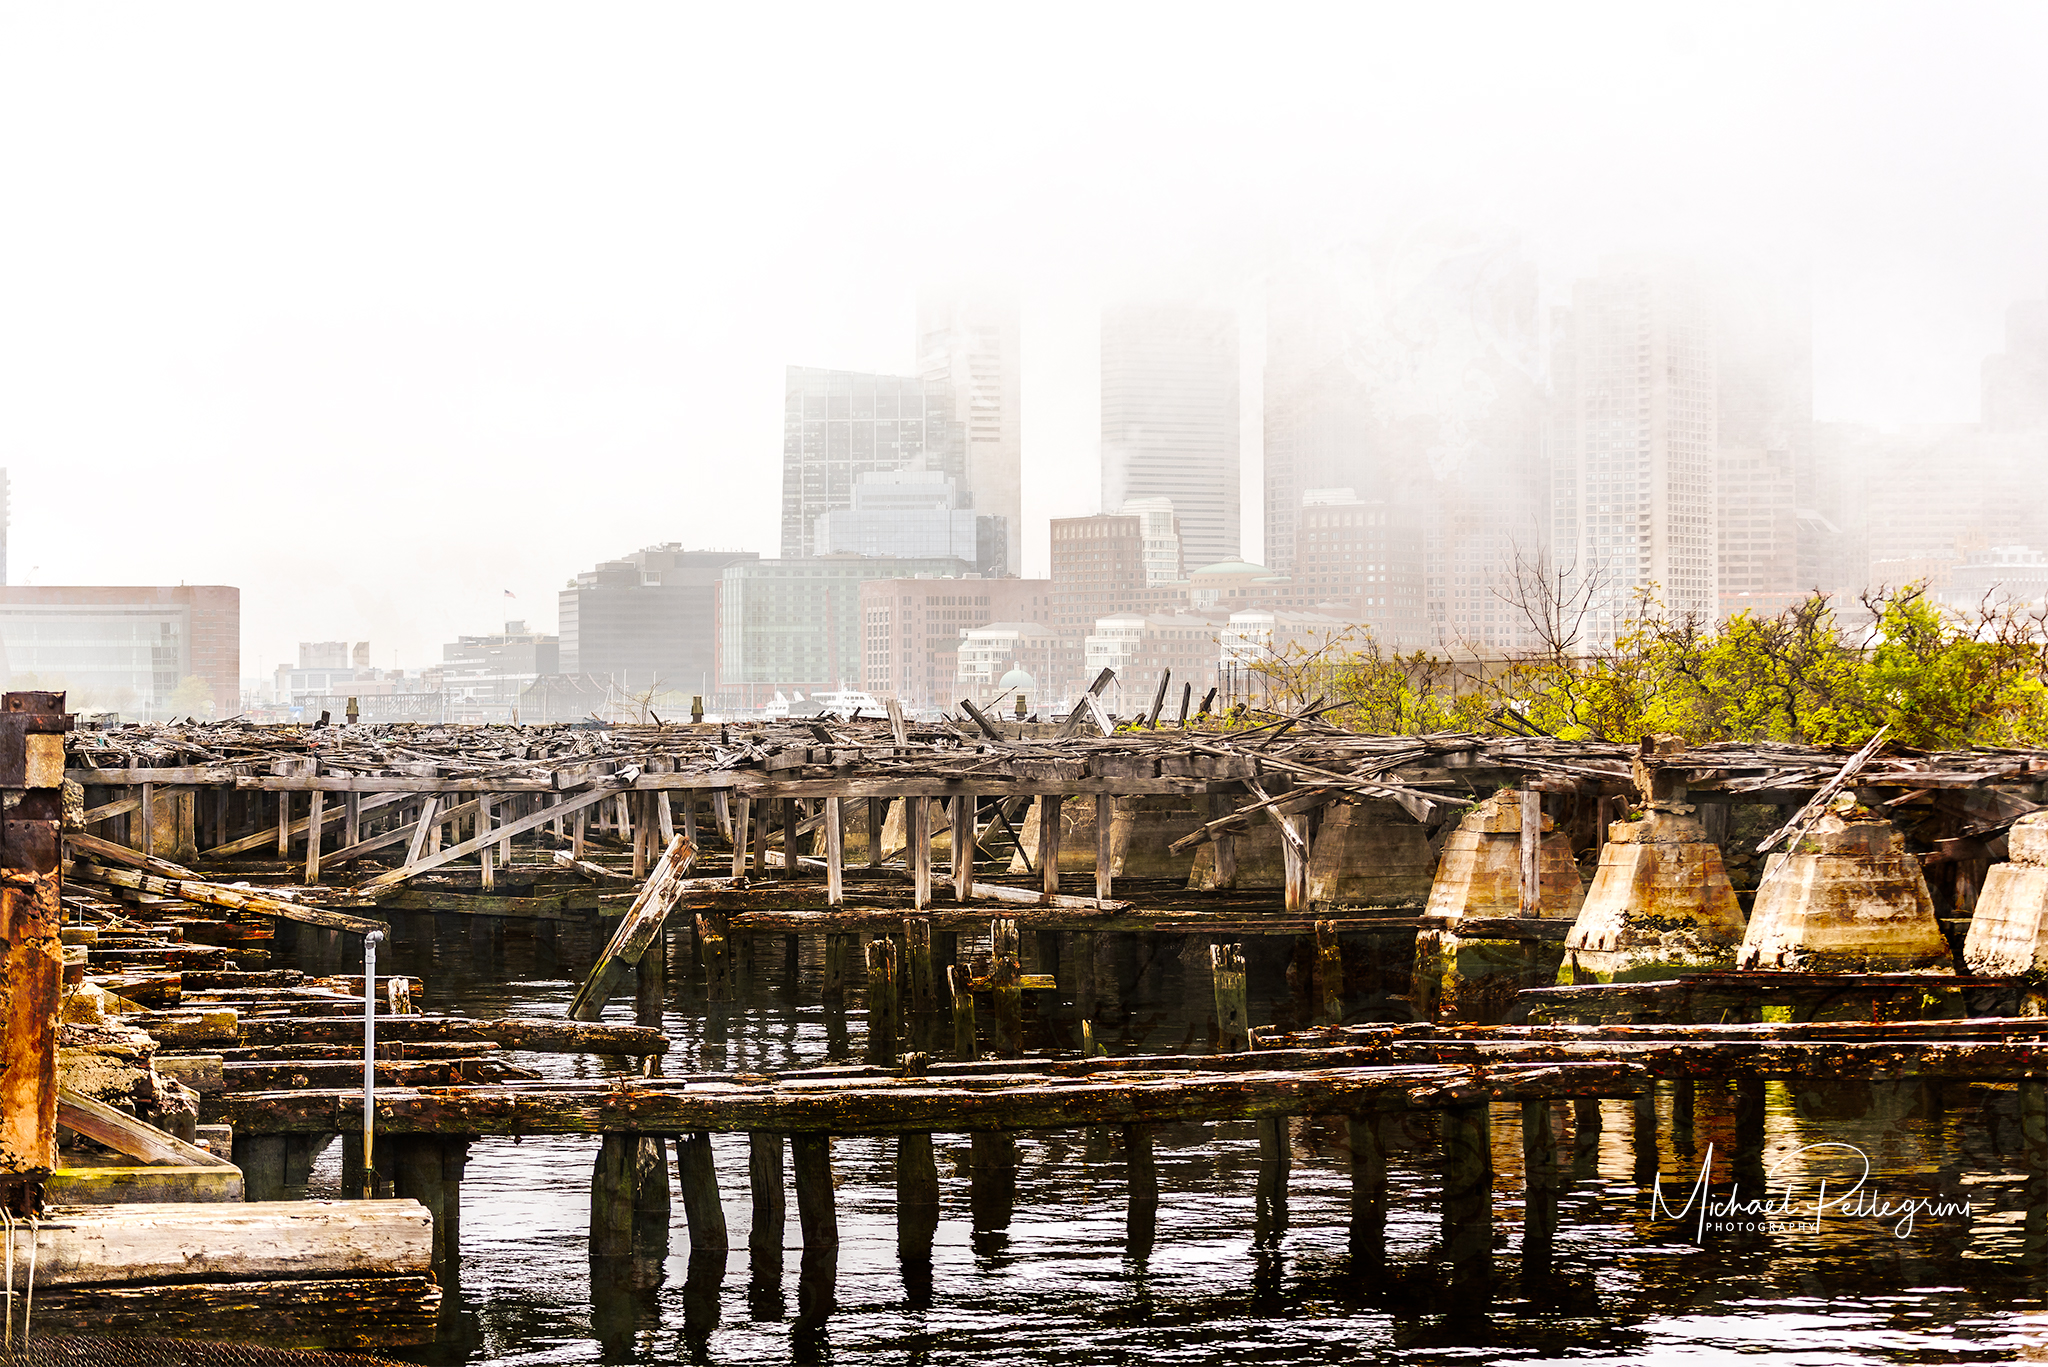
(362, 929), (384, 1199)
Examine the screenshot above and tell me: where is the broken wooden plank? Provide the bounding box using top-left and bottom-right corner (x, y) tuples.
(65, 860), (389, 937)
(567, 834), (698, 1021)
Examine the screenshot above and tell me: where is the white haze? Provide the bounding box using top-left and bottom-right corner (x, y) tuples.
(1, 2), (2044, 676)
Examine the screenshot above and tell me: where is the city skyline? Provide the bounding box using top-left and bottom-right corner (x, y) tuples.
(5, 8), (2048, 675)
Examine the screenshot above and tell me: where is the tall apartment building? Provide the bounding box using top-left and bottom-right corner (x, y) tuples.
(0, 584), (239, 718)
(1101, 304), (1239, 569)
(1984, 297), (2048, 433)
(1119, 498), (1185, 585)
(780, 367), (962, 560)
(715, 554), (974, 710)
(1264, 242), (1548, 653)
(859, 575), (1055, 710)
(1049, 513), (1197, 630)
(1551, 259), (1719, 642)
(1295, 489), (1427, 646)
(559, 545), (758, 698)
(919, 287), (1022, 574)
(1716, 447), (1802, 616)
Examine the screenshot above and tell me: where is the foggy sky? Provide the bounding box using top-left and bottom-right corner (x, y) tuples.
(3, 3), (2045, 678)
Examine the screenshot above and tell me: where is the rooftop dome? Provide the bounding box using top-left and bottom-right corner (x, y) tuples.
(1190, 559), (1271, 577)
(998, 666), (1035, 690)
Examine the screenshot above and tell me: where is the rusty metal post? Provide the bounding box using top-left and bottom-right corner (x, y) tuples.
(0, 690), (74, 1216)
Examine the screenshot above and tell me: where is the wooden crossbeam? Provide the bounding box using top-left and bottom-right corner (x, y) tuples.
(321, 797), (475, 867)
(209, 791), (406, 858)
(357, 783), (625, 893)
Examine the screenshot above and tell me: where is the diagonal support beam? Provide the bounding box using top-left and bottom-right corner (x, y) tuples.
(358, 783), (624, 893)
(568, 835), (699, 1021)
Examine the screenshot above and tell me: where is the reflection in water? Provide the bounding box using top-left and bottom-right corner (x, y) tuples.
(273, 920), (2048, 1365)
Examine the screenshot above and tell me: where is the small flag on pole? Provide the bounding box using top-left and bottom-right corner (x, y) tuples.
(503, 590), (517, 599)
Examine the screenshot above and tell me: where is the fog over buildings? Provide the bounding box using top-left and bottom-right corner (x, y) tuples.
(4, 7), (2048, 716)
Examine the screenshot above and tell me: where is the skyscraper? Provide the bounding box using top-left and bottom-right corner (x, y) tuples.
(1263, 236), (1547, 653)
(919, 287), (1021, 575)
(1551, 259), (1719, 642)
(780, 367), (962, 560)
(1100, 304), (1239, 569)
(1984, 297), (2048, 433)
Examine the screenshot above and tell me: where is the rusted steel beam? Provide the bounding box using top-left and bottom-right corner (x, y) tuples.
(1, 690), (74, 1216)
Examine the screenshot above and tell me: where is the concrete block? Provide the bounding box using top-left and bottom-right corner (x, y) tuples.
(1560, 811), (1746, 984)
(1425, 789), (1584, 921)
(1738, 813), (1952, 973)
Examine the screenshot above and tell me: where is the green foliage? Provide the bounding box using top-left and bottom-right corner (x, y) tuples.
(1241, 582), (2048, 748)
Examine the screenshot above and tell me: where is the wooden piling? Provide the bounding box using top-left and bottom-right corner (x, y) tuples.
(824, 796), (845, 906)
(1734, 1075), (1767, 1195)
(896, 1131), (940, 1255)
(909, 796), (931, 909)
(730, 797), (751, 879)
(591, 1131), (636, 1258)
(1038, 797), (1063, 897)
(1095, 793), (1114, 901)
(1211, 942), (1250, 1052)
(1256, 1114), (1290, 1236)
(678, 1132), (727, 1251)
(698, 912), (732, 1003)
(1442, 1103), (1493, 1267)
(305, 789), (326, 885)
(633, 1135), (670, 1254)
(948, 964), (977, 1061)
(1522, 1100), (1558, 1269)
(791, 1134), (837, 1250)
(867, 798), (886, 868)
(392, 1135), (469, 1275)
(1572, 1097), (1602, 1176)
(823, 932), (849, 1005)
(1125, 1123), (1157, 1250)
(991, 919), (1023, 1058)
(865, 936), (900, 1065)
(951, 795), (976, 901)
(1313, 920), (1343, 1026)
(749, 1131), (785, 1252)
(1633, 1081), (1660, 1184)
(1518, 778), (1541, 917)
(904, 917), (935, 1045)
(1672, 1078), (1697, 1155)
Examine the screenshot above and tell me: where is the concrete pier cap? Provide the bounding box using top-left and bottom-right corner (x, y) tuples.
(1737, 795), (1954, 974)
(1964, 810), (2048, 974)
(1424, 786), (1584, 921)
(1560, 808), (1747, 984)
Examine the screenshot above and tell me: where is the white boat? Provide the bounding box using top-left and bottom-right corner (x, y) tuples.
(768, 686), (888, 721)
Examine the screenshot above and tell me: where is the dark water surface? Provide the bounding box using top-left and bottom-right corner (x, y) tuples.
(288, 922), (2048, 1365)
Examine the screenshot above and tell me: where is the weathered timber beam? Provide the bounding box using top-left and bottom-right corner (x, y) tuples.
(225, 1061), (1648, 1136)
(69, 766), (241, 786)
(234, 1015), (668, 1054)
(568, 835), (697, 1021)
(64, 859), (389, 937)
(57, 1087), (228, 1167)
(64, 829), (202, 880)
